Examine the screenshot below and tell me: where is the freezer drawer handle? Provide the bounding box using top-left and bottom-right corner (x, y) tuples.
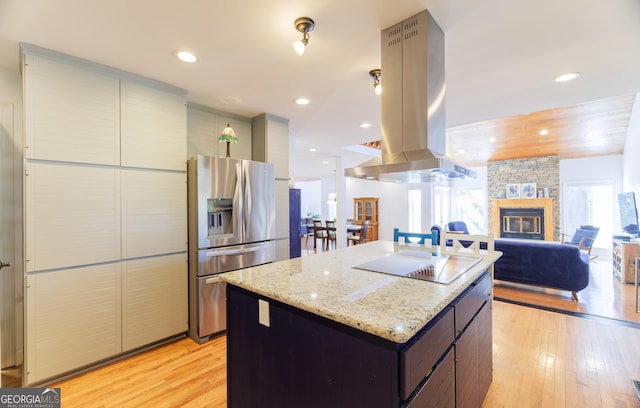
(205, 243), (271, 257)
(205, 276), (224, 284)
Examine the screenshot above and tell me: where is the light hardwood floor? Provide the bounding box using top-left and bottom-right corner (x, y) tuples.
(47, 301), (640, 407)
(493, 251), (640, 324)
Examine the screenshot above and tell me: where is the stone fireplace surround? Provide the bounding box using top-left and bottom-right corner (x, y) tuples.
(491, 198), (554, 241)
(487, 156), (560, 241)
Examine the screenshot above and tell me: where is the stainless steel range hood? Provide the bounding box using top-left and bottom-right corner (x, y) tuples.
(345, 9), (476, 183)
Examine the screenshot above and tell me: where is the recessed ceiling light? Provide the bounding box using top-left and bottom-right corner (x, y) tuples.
(175, 50), (198, 63)
(539, 129), (549, 136)
(360, 123), (371, 128)
(322, 161), (329, 164)
(489, 137), (496, 143)
(458, 149), (465, 154)
(554, 72), (580, 82)
(295, 98), (310, 105)
(308, 148), (317, 152)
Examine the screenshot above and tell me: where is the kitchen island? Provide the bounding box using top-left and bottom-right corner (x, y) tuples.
(220, 240), (501, 407)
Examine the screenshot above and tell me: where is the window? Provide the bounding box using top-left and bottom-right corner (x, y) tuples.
(408, 189), (421, 232)
(433, 186), (450, 228)
(453, 188), (486, 234)
(563, 182), (613, 248)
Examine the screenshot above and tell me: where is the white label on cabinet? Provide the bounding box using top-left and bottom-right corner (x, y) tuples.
(258, 299), (270, 327)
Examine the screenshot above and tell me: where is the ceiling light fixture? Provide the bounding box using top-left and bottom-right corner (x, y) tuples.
(295, 97), (310, 105)
(292, 17), (315, 56)
(539, 129), (549, 136)
(369, 69), (382, 95)
(360, 123), (371, 128)
(554, 72), (580, 82)
(175, 50), (198, 63)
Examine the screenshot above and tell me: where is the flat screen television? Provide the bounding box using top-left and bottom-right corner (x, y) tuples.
(618, 192), (639, 236)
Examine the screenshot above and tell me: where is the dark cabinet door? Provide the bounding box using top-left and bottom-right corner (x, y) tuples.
(455, 317), (479, 408)
(404, 347), (455, 408)
(289, 188), (301, 258)
(476, 302), (493, 402)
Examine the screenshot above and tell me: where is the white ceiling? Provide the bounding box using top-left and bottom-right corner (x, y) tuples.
(2, 0), (640, 179)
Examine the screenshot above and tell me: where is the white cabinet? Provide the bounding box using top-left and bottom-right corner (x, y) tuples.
(25, 162), (121, 272)
(122, 254), (187, 351)
(187, 105), (252, 160)
(25, 264), (122, 384)
(23, 52), (120, 165)
(252, 114), (290, 261)
(121, 81), (187, 171)
(252, 114), (289, 179)
(121, 169), (187, 258)
(22, 44), (188, 384)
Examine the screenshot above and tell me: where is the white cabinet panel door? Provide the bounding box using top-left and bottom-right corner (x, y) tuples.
(275, 180), (290, 240)
(121, 81), (187, 171)
(25, 163), (121, 272)
(121, 169), (187, 258)
(265, 118), (289, 179)
(122, 254), (187, 351)
(25, 264), (122, 385)
(23, 53), (120, 165)
(187, 106), (252, 160)
(187, 107), (219, 159)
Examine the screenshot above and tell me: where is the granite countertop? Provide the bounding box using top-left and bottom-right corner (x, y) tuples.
(220, 240), (502, 344)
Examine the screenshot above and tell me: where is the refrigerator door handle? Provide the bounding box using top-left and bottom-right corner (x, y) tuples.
(244, 162), (252, 237)
(234, 161), (244, 242)
(205, 242), (272, 258)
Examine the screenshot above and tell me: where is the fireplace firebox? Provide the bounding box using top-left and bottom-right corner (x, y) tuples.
(499, 208), (545, 240)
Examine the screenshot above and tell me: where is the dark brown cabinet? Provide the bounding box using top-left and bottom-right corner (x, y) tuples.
(453, 273), (493, 408)
(226, 271), (492, 408)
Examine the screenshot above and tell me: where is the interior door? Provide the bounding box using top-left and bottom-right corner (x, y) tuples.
(0, 103), (16, 371)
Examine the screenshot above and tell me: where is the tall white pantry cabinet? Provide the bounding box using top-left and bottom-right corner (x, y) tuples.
(21, 44), (188, 385)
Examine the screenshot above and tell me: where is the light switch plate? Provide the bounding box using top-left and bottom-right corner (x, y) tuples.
(258, 299), (270, 327)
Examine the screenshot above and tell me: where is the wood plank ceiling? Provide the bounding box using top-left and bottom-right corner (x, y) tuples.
(362, 93), (635, 168)
(445, 94), (636, 167)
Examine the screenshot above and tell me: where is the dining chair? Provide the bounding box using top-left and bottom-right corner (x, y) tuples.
(347, 220), (369, 246)
(326, 220), (337, 250)
(441, 231), (494, 255)
(393, 228), (437, 246)
(441, 231), (496, 300)
(304, 217), (314, 248)
(312, 219), (328, 250)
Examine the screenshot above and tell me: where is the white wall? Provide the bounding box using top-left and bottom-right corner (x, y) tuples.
(0, 66), (24, 367)
(623, 92), (640, 195)
(346, 178), (409, 241)
(321, 176), (336, 221)
(296, 180), (322, 219)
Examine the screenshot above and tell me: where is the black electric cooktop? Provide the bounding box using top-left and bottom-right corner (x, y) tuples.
(354, 250), (481, 285)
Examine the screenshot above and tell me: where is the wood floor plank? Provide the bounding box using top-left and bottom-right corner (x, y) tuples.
(45, 280), (640, 407)
(493, 252), (640, 324)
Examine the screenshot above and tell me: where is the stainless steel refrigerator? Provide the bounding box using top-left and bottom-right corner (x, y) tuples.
(187, 155), (275, 343)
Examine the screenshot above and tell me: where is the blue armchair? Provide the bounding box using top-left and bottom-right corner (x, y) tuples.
(561, 225), (599, 260)
(447, 221), (470, 234)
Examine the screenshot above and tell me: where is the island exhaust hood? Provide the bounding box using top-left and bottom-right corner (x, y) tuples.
(345, 10), (476, 183)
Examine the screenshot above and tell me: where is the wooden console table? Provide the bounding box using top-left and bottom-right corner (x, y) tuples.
(612, 239), (640, 283)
